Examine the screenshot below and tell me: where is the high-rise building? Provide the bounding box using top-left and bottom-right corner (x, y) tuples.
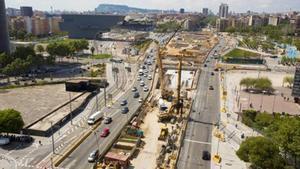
(32, 17), (49, 36)
(219, 3), (229, 19)
(0, 0), (10, 54)
(202, 8), (209, 16)
(216, 18), (229, 32)
(268, 16), (279, 26)
(20, 6), (33, 17)
(180, 8), (185, 14)
(48, 16), (62, 34)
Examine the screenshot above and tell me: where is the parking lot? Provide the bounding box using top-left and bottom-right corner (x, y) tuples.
(0, 84), (80, 126)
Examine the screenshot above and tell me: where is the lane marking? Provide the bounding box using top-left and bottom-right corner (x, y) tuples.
(184, 139), (211, 145)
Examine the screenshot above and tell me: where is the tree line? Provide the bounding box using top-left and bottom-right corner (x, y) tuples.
(237, 110), (300, 169)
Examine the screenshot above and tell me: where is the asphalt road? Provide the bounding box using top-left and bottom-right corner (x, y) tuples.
(177, 39), (225, 169)
(59, 45), (156, 169)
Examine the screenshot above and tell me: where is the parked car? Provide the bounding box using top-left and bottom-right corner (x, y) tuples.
(88, 150), (99, 162)
(100, 128), (110, 137)
(209, 86), (214, 90)
(202, 151), (211, 161)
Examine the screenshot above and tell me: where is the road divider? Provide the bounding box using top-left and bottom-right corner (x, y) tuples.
(52, 121), (102, 167)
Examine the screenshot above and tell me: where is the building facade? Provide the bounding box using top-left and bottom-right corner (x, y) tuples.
(0, 0), (10, 54)
(268, 16), (279, 26)
(59, 14), (125, 39)
(20, 6), (33, 17)
(216, 18), (229, 32)
(219, 3), (229, 19)
(202, 8), (209, 16)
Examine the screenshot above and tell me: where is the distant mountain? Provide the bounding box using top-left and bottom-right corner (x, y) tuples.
(95, 4), (168, 14)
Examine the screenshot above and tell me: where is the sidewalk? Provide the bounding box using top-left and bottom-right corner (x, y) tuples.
(211, 71), (260, 169)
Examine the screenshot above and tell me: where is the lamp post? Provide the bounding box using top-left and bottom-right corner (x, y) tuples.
(69, 92), (73, 125)
(50, 121), (55, 154)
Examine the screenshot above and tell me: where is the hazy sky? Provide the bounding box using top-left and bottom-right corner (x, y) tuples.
(6, 0), (300, 13)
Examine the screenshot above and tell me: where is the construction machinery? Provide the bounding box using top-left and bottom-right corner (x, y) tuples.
(158, 127), (169, 141)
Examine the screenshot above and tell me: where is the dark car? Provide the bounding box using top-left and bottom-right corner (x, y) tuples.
(88, 150), (99, 162)
(122, 107), (129, 114)
(204, 64), (207, 67)
(209, 86), (214, 90)
(202, 151), (211, 161)
(120, 99), (127, 106)
(133, 92), (140, 98)
(211, 72), (215, 76)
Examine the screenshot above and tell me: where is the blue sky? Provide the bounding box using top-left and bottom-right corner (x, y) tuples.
(5, 0), (300, 13)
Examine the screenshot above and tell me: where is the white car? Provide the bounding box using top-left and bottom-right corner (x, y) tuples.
(143, 86), (149, 92)
(144, 74), (147, 77)
(137, 77), (142, 81)
(138, 98), (143, 103)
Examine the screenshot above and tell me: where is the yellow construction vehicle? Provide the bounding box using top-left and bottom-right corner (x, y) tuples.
(158, 127), (169, 141)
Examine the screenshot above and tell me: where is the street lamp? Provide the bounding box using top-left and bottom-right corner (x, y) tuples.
(69, 92), (73, 125)
(94, 132), (100, 150)
(50, 121), (55, 154)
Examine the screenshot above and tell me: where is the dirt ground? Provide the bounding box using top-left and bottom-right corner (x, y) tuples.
(131, 108), (163, 169)
(0, 84), (80, 125)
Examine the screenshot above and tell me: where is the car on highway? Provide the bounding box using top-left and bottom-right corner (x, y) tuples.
(138, 98), (143, 103)
(120, 99), (127, 106)
(202, 151), (211, 161)
(209, 85), (214, 90)
(137, 77), (142, 81)
(88, 150), (99, 162)
(133, 92), (140, 98)
(147, 75), (152, 80)
(104, 117), (112, 124)
(144, 70), (149, 73)
(121, 107), (129, 114)
(211, 72), (215, 76)
(143, 74), (148, 78)
(204, 64), (207, 67)
(140, 81), (145, 87)
(100, 128), (110, 137)
(132, 87), (137, 92)
(143, 86), (149, 92)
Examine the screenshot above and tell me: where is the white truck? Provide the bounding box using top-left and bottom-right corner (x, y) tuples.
(87, 111), (104, 125)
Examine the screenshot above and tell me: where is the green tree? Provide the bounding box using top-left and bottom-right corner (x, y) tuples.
(0, 109), (25, 133)
(0, 53), (13, 69)
(254, 77), (273, 92)
(254, 112), (274, 130)
(283, 76), (294, 88)
(270, 117), (300, 161)
(12, 46), (36, 60)
(36, 45), (45, 53)
(240, 77), (256, 90)
(237, 136), (285, 169)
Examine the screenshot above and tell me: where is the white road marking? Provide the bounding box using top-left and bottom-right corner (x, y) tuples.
(184, 139), (211, 145)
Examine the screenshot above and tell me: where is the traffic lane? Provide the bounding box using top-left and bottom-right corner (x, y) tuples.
(59, 95), (140, 169)
(59, 77), (152, 168)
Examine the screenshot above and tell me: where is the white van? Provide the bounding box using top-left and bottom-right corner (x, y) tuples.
(87, 111), (103, 125)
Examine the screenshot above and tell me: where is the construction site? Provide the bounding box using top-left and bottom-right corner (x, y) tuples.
(94, 29), (218, 169)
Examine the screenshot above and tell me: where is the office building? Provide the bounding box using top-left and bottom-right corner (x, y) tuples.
(20, 6), (33, 17)
(219, 3), (229, 18)
(180, 8), (185, 14)
(249, 15), (263, 27)
(202, 8), (209, 16)
(48, 16), (62, 34)
(268, 16), (279, 26)
(60, 14), (125, 39)
(216, 18), (229, 32)
(32, 17), (49, 36)
(0, 0), (10, 54)
(6, 8), (20, 16)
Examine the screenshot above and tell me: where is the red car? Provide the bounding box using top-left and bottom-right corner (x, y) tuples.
(100, 128), (110, 137)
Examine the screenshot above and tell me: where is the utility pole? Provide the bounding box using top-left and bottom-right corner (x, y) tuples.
(50, 121), (55, 154)
(69, 92), (73, 125)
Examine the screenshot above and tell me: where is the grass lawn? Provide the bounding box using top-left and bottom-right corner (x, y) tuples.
(92, 54), (112, 59)
(224, 48), (259, 58)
